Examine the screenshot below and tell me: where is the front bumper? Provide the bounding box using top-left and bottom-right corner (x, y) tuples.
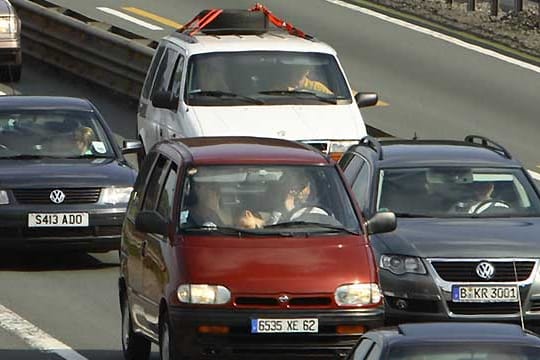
(381, 262), (540, 325)
(0, 205), (125, 252)
(168, 306), (384, 359)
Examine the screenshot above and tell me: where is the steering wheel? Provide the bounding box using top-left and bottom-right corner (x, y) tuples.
(287, 204), (334, 221)
(470, 199), (512, 214)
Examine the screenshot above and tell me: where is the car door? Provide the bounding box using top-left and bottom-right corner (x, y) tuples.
(147, 46), (180, 147)
(138, 44), (165, 150)
(136, 153), (170, 331)
(143, 159), (179, 334)
(121, 151), (158, 330)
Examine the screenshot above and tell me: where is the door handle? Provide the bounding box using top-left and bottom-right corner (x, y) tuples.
(159, 128), (163, 137)
(141, 240), (148, 257)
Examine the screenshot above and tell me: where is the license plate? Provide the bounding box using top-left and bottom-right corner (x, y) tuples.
(28, 213), (89, 227)
(251, 318), (318, 333)
(452, 285), (519, 302)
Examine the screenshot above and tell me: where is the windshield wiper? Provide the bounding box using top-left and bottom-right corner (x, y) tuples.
(258, 90), (338, 104)
(64, 154), (114, 159)
(393, 212), (433, 218)
(0, 154), (63, 160)
(189, 90), (264, 105)
(182, 225), (266, 236)
(264, 221), (359, 235)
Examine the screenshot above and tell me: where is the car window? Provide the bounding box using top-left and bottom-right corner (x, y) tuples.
(366, 343), (381, 360)
(179, 165), (361, 233)
(126, 152), (158, 222)
(377, 167), (540, 217)
(353, 338), (375, 360)
(150, 48), (179, 99)
(0, 110), (115, 158)
(351, 158), (371, 211)
(185, 51), (352, 106)
(170, 55), (185, 98)
(388, 343), (539, 359)
(142, 155), (170, 211)
(157, 163), (178, 220)
(142, 44), (166, 100)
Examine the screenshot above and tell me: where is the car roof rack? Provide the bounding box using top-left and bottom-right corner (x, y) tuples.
(176, 3), (314, 40)
(464, 135), (512, 159)
(358, 136), (384, 160)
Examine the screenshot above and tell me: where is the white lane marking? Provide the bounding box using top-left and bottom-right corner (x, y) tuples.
(323, 0), (540, 74)
(529, 170), (540, 181)
(97, 7), (163, 30)
(0, 303), (88, 360)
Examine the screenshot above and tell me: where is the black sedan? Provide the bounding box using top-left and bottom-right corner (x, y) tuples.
(340, 135), (540, 328)
(0, 96), (140, 252)
(348, 322), (540, 359)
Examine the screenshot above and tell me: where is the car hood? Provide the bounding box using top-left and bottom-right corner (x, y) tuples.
(182, 234), (374, 294)
(190, 105), (366, 140)
(373, 217), (540, 258)
(0, 158), (136, 188)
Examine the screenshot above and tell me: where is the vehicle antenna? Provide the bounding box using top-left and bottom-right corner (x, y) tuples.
(412, 132), (418, 140)
(513, 261), (525, 330)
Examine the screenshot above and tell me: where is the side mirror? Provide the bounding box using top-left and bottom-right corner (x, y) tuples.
(135, 211), (168, 236)
(355, 92), (378, 108)
(365, 211), (396, 235)
(151, 90), (179, 110)
(122, 139), (143, 155)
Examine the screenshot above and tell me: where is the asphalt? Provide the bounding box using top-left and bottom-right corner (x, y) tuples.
(0, 1), (539, 359)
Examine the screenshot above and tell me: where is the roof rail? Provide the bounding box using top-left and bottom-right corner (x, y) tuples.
(360, 136), (383, 160)
(176, 3), (314, 40)
(464, 135), (512, 159)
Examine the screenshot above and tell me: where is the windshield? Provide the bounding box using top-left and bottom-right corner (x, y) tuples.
(179, 165), (360, 234)
(377, 167), (540, 217)
(0, 110), (115, 159)
(185, 51), (352, 106)
(387, 343), (540, 359)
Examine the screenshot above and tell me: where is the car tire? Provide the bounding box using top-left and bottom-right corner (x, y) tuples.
(159, 310), (180, 360)
(121, 294), (151, 360)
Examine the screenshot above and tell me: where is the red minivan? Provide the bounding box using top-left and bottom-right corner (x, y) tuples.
(119, 137), (396, 360)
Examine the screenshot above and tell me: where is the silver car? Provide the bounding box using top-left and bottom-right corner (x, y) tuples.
(0, 0), (20, 82)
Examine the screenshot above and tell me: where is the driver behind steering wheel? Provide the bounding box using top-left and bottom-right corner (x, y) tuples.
(452, 181), (510, 215)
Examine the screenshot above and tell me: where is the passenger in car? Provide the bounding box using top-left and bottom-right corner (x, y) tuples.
(74, 126), (95, 155)
(286, 65), (333, 95)
(186, 182), (231, 228)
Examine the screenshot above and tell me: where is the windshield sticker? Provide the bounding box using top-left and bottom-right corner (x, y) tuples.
(91, 141), (107, 154)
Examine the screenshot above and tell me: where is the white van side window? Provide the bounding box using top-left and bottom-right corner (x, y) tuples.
(150, 48), (179, 99)
(142, 45), (166, 100)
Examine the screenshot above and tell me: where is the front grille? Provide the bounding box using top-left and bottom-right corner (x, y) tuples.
(13, 188), (101, 204)
(448, 302), (519, 315)
(23, 228), (95, 238)
(431, 261), (535, 282)
(234, 296), (333, 308)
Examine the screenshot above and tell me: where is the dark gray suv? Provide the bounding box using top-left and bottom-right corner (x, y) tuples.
(339, 135), (540, 329)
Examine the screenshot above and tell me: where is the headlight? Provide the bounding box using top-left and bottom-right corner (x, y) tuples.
(0, 190), (9, 205)
(100, 187), (133, 205)
(335, 283), (382, 306)
(0, 16), (17, 34)
(380, 255), (426, 275)
(328, 141), (359, 161)
(177, 284), (231, 305)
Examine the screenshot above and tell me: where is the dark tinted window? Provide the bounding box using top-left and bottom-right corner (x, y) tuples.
(126, 152), (158, 222)
(157, 163), (178, 220)
(142, 45), (166, 99)
(142, 155), (170, 211)
(341, 153), (363, 183)
(170, 56), (185, 97)
(150, 48), (179, 98)
(351, 159), (371, 211)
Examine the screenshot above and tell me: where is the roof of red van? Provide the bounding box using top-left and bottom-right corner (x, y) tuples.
(169, 137), (331, 165)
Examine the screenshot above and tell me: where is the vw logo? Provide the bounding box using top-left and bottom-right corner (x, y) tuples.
(476, 261), (496, 280)
(49, 189), (66, 204)
(278, 295), (289, 303)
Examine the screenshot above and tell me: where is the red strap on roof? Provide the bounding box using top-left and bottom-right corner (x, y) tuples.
(249, 3), (311, 39)
(179, 8), (224, 35)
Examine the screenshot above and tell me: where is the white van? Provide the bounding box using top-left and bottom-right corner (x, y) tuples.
(137, 8), (379, 159)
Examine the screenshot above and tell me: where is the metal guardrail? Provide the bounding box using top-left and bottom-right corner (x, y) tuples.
(11, 0), (156, 99)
